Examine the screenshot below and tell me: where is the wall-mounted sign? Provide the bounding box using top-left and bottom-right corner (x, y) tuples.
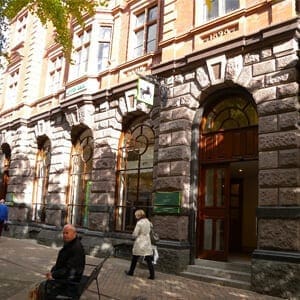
(137, 78), (154, 105)
(66, 83), (86, 97)
(154, 191), (181, 214)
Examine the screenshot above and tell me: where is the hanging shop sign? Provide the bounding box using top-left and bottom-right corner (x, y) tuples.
(136, 78), (155, 105)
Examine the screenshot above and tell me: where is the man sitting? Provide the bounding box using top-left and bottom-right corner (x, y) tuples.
(38, 224), (86, 299)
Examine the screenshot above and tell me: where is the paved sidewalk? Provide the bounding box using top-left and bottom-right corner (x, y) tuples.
(0, 237), (282, 300)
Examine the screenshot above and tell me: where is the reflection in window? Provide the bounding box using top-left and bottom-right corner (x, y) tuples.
(203, 96), (257, 133)
(68, 129), (93, 227)
(116, 121), (154, 231)
(215, 219), (224, 250)
(32, 139), (51, 223)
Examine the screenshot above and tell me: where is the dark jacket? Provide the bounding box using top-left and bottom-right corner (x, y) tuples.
(51, 236), (85, 283)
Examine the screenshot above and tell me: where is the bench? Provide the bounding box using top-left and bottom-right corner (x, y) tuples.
(77, 252), (110, 299)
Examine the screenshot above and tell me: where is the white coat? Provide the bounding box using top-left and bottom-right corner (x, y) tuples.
(132, 217), (153, 256)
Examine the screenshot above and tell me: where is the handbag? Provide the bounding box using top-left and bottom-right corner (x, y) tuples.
(150, 225), (159, 245)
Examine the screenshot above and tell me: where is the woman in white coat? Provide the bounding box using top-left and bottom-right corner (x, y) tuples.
(125, 209), (155, 279)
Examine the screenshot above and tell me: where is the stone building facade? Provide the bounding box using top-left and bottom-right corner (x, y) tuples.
(0, 1), (299, 298)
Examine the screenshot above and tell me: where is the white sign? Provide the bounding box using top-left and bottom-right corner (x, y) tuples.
(66, 83), (86, 97)
(137, 78), (154, 105)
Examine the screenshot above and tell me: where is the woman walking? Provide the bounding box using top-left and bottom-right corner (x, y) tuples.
(125, 209), (155, 280)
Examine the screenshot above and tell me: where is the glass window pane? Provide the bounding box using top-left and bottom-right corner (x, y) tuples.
(148, 6), (158, 21)
(215, 219), (224, 250)
(147, 24), (157, 53)
(216, 169), (225, 207)
(98, 43), (110, 71)
(204, 219), (213, 250)
(99, 26), (111, 40)
(225, 0), (239, 13)
(207, 0), (219, 20)
(136, 13), (145, 27)
(205, 169), (214, 207)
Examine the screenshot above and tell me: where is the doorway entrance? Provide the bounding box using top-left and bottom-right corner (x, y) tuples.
(197, 94), (258, 261)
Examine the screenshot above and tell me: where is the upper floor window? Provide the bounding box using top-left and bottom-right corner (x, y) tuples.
(202, 0), (239, 22)
(47, 55), (64, 94)
(15, 13), (28, 44)
(130, 5), (158, 59)
(98, 26), (112, 72)
(69, 28), (91, 81)
(7, 69), (19, 105)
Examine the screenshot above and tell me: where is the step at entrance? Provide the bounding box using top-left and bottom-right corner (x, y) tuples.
(181, 259), (251, 290)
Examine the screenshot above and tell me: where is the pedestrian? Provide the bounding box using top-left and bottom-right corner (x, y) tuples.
(36, 224), (86, 299)
(125, 209), (155, 280)
(0, 198), (8, 237)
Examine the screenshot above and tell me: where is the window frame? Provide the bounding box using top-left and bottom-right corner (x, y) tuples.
(130, 5), (158, 59)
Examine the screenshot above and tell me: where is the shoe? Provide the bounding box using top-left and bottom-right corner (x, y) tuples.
(124, 270), (133, 276)
(148, 276), (155, 280)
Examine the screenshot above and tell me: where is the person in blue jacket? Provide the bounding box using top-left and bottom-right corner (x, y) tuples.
(0, 198), (8, 237)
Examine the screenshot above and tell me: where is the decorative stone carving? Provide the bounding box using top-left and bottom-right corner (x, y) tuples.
(226, 55), (243, 81)
(34, 120), (52, 139)
(195, 67), (210, 89)
(206, 55), (226, 84)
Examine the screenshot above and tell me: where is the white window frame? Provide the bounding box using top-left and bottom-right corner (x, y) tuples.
(47, 55), (64, 94)
(196, 0), (240, 24)
(6, 69), (19, 107)
(97, 26), (112, 72)
(69, 28), (91, 81)
(129, 5), (158, 60)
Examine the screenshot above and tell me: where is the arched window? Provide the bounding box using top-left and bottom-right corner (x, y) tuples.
(68, 128), (93, 227)
(203, 96), (258, 133)
(0, 143), (11, 200)
(201, 95), (258, 161)
(32, 138), (51, 222)
(116, 119), (154, 231)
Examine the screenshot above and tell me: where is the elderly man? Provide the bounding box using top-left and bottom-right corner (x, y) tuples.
(0, 199), (8, 237)
(37, 224), (86, 299)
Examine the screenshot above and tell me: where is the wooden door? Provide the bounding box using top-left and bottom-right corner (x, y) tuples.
(198, 166), (230, 261)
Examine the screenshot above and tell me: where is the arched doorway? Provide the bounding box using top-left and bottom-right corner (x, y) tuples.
(0, 143), (11, 200)
(197, 92), (258, 261)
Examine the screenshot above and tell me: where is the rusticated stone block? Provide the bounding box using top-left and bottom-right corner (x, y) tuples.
(258, 188), (278, 206)
(155, 176), (189, 190)
(170, 161), (190, 176)
(252, 259), (300, 299)
(259, 151), (278, 169)
(157, 162), (171, 176)
(172, 107), (195, 121)
(152, 215), (188, 241)
(259, 131), (298, 151)
(160, 119), (192, 133)
(171, 131), (191, 146)
(253, 60), (275, 76)
(279, 149), (300, 167)
(277, 82), (299, 98)
(279, 188), (300, 206)
(158, 146), (191, 161)
(155, 247), (190, 274)
(279, 111), (299, 130)
(276, 53), (298, 69)
(259, 168), (298, 187)
(257, 96), (298, 116)
(258, 219), (300, 251)
(253, 87), (276, 103)
(89, 212), (109, 231)
(258, 115), (278, 133)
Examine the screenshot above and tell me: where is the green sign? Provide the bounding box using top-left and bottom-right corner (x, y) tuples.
(154, 191), (181, 214)
(154, 191), (181, 206)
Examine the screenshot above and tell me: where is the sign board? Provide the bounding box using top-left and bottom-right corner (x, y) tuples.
(154, 191), (181, 214)
(66, 83), (86, 97)
(136, 78), (155, 105)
